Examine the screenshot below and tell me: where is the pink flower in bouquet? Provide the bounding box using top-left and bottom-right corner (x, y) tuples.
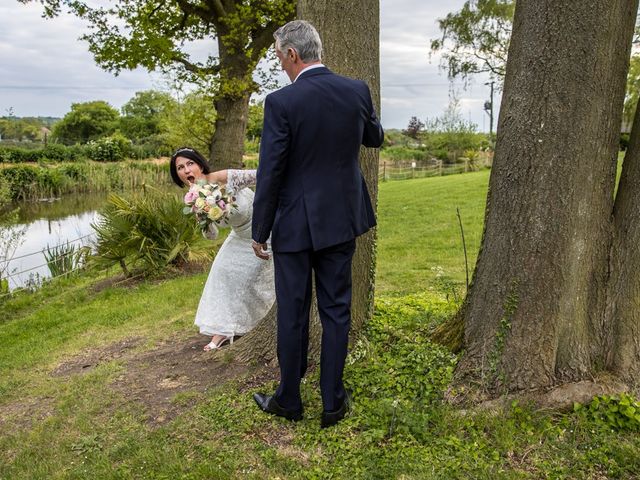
(184, 189), (199, 204)
(217, 199), (226, 210)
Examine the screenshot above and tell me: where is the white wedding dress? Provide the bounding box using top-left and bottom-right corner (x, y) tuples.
(194, 169), (275, 338)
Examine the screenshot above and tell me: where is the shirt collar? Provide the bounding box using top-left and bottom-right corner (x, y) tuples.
(293, 63), (325, 83)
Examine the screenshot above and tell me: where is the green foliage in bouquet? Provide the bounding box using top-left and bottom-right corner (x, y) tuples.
(91, 188), (216, 277)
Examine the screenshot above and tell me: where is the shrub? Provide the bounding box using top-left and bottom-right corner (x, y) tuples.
(86, 133), (132, 162)
(41, 144), (78, 162)
(0, 164), (40, 199)
(423, 132), (489, 162)
(91, 188), (216, 276)
(0, 144), (85, 163)
(0, 146), (40, 163)
(381, 146), (431, 162)
(244, 137), (260, 155)
(432, 148), (449, 161)
(243, 155), (259, 169)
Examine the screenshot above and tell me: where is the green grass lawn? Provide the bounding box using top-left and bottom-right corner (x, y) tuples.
(376, 169), (488, 294)
(2, 170), (640, 479)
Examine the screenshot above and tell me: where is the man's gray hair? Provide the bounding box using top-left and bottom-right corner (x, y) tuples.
(273, 20), (322, 63)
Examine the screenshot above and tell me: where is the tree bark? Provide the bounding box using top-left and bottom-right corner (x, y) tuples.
(208, 29), (255, 170)
(227, 0), (381, 363)
(207, 1), (298, 170)
(457, 0), (638, 395)
(298, 0), (381, 336)
(607, 98), (640, 382)
(210, 93), (250, 169)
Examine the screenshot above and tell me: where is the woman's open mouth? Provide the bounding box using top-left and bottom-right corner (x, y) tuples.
(187, 175), (195, 183)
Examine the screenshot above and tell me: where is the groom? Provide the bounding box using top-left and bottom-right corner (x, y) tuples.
(251, 20), (384, 428)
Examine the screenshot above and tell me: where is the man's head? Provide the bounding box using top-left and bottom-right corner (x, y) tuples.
(273, 20), (322, 82)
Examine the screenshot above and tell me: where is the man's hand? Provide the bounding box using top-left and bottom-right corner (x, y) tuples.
(252, 240), (270, 260)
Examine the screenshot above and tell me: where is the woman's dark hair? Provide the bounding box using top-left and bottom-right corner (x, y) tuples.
(169, 147), (212, 187)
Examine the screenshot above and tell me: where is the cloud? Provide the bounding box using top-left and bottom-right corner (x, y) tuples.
(0, 2), (160, 116)
(0, 0), (500, 129)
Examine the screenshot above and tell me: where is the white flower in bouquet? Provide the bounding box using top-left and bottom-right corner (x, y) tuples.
(194, 197), (206, 209)
(207, 206), (224, 221)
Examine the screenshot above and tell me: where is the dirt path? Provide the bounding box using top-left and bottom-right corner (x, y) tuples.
(1, 335), (279, 430)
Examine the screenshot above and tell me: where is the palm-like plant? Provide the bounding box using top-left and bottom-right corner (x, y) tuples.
(91, 187), (217, 276)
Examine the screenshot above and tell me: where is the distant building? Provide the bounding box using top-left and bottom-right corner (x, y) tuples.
(40, 127), (51, 143)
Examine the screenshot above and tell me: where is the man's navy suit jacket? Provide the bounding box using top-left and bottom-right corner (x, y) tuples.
(252, 67), (384, 253)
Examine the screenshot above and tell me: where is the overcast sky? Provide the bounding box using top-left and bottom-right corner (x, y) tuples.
(0, 0), (499, 131)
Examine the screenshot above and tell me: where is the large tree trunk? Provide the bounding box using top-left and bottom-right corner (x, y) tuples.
(208, 40), (254, 170)
(607, 100), (640, 381)
(210, 93), (250, 170)
(457, 0), (638, 396)
(230, 0), (381, 363)
(208, 2), (297, 170)
(298, 0), (381, 335)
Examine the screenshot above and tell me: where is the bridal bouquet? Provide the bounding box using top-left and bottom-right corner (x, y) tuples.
(182, 181), (236, 232)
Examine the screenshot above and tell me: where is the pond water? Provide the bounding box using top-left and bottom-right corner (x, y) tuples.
(1, 193), (109, 291)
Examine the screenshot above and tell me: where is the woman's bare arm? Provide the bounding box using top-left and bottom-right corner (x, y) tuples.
(205, 170), (228, 185)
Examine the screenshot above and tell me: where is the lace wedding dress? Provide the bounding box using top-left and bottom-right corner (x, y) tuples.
(194, 169), (275, 338)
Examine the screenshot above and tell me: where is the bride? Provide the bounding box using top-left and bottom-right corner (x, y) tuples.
(169, 147), (275, 351)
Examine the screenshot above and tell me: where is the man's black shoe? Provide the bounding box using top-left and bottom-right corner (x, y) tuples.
(320, 392), (351, 428)
(253, 392), (303, 421)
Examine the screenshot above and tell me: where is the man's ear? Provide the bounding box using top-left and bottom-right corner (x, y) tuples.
(288, 48), (297, 62)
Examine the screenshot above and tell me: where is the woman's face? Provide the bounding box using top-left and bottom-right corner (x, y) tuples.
(175, 156), (204, 185)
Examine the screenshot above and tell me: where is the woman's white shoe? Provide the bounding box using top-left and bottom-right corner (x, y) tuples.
(203, 335), (233, 351)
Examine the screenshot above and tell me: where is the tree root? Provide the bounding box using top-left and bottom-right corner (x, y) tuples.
(449, 375), (634, 414)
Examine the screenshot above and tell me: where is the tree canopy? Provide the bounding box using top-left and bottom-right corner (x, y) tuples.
(402, 116), (425, 140)
(52, 101), (119, 144)
(22, 0), (296, 166)
(0, 117), (44, 142)
(625, 54), (640, 128)
(158, 90), (217, 155)
(23, 0), (294, 94)
(430, 0), (514, 86)
(119, 90), (178, 143)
